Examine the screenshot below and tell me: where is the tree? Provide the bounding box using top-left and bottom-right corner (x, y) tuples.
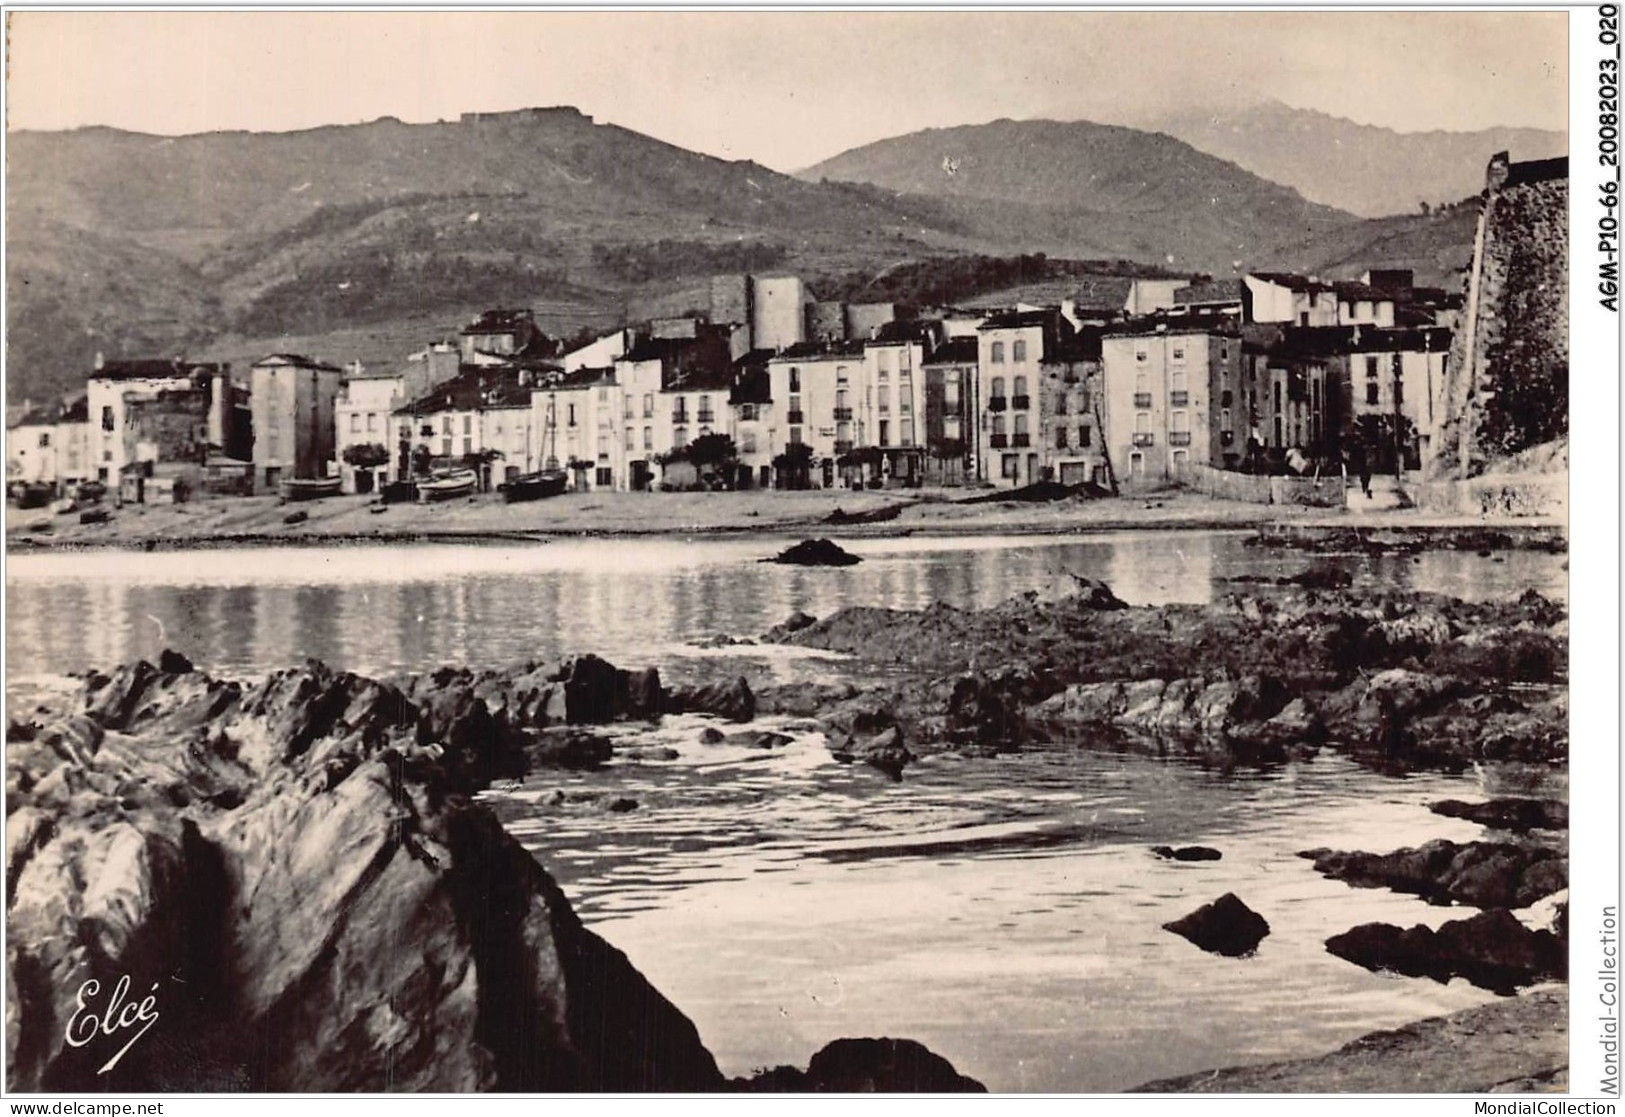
(342, 442), (391, 469)
(772, 442), (816, 491)
(686, 432), (738, 474)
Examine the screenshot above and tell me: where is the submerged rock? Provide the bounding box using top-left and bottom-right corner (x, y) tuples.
(1325, 909), (1566, 994)
(1151, 845), (1223, 862)
(764, 538), (861, 567)
(829, 724), (914, 780)
(1430, 798), (1568, 833)
(1163, 893), (1270, 957)
(1300, 840), (1567, 909)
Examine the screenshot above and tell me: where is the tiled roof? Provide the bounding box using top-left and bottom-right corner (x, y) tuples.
(771, 340), (865, 361)
(93, 358), (224, 381)
(1249, 272), (1335, 294)
(979, 309), (1058, 330)
(395, 367), (535, 415)
(255, 353), (343, 372)
(871, 319), (937, 345)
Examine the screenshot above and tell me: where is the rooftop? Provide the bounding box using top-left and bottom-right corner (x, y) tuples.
(92, 358), (225, 382)
(254, 353), (343, 372)
(771, 340), (866, 361)
(395, 366), (537, 415)
(922, 337), (980, 366)
(1271, 325), (1453, 357)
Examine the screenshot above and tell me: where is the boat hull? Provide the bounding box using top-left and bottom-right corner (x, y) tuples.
(502, 471), (568, 502)
(417, 470), (479, 503)
(279, 478), (343, 501)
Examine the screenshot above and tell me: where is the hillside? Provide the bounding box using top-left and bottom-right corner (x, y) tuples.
(1271, 198), (1480, 286)
(799, 118), (1358, 269)
(5, 108), (987, 404)
(1146, 101), (1566, 218)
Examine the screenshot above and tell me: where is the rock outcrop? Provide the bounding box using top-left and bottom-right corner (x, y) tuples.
(766, 583), (1567, 771)
(741, 1038), (987, 1092)
(1300, 840), (1567, 909)
(1326, 909), (1566, 994)
(4, 654), (970, 1093)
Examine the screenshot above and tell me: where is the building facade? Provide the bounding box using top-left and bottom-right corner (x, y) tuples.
(249, 354), (343, 492)
(1101, 323), (1240, 487)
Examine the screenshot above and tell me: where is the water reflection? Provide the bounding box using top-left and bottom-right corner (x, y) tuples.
(6, 531), (1566, 679)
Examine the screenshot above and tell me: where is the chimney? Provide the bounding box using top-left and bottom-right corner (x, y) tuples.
(93, 352), (105, 371)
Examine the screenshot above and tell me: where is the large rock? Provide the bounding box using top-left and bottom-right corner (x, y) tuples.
(1300, 840), (1567, 909)
(1325, 909), (1566, 994)
(1162, 893), (1270, 957)
(665, 676), (755, 723)
(828, 724), (914, 780)
(743, 1038), (986, 1092)
(5, 659), (725, 1092)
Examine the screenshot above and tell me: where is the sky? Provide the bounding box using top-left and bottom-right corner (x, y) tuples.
(5, 10), (1569, 172)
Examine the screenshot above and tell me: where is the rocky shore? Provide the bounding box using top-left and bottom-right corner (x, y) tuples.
(5, 577), (1568, 1092)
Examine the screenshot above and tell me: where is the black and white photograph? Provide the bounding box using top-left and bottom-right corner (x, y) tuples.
(0, 6), (1611, 1101)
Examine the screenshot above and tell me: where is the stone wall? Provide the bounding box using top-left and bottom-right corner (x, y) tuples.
(1183, 462), (1347, 508)
(1432, 158), (1568, 478)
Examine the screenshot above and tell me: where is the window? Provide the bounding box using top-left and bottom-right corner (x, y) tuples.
(740, 403), (758, 421)
(1135, 412), (1150, 433)
(1013, 376), (1028, 400)
(643, 393), (654, 418)
(1135, 373), (1148, 393)
(38, 431), (50, 448)
(944, 376), (960, 407)
(1172, 345), (1185, 361)
(1171, 369), (1186, 392)
(836, 366), (849, 384)
(1002, 453), (1019, 479)
(350, 414), (361, 433)
(1366, 382), (1381, 405)
(991, 342), (1005, 364)
(367, 414), (376, 432)
(1393, 377), (1403, 405)
(1171, 410), (1189, 433)
(598, 434), (609, 461)
(1056, 426), (1070, 449)
(462, 437), (473, 456)
(1221, 408), (1232, 430)
(643, 427), (653, 451)
(673, 425), (688, 449)
(1012, 339), (1027, 362)
(742, 431), (757, 454)
(1366, 356), (1380, 380)
(991, 376), (1006, 400)
(899, 419), (914, 445)
(596, 467), (613, 487)
(789, 426), (803, 445)
(101, 406), (115, 432)
(442, 438), (453, 457)
(1056, 396), (1068, 416)
(878, 420), (890, 446)
(463, 415), (472, 435)
(567, 404), (578, 428)
(876, 351), (890, 374)
(1079, 425), (1091, 446)
(789, 368), (801, 392)
(443, 416), (453, 435)
(698, 394), (713, 422)
(1136, 348), (1148, 363)
(991, 415), (1006, 437)
(625, 396), (635, 420)
(626, 428), (635, 451)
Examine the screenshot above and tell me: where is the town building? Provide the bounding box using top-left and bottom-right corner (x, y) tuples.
(1101, 319), (1241, 486)
(765, 341), (866, 489)
(6, 397), (89, 494)
(1039, 329), (1108, 487)
(532, 367), (618, 491)
(855, 320), (934, 485)
(921, 337), (978, 485)
(86, 358), (243, 499)
(394, 364), (544, 491)
(458, 308), (555, 362)
(976, 309), (1073, 487)
(613, 324), (739, 490)
(249, 354), (343, 493)
(334, 343), (461, 491)
(729, 354), (776, 489)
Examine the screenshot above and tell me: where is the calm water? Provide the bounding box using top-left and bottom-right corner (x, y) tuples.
(4, 530), (1566, 680)
(4, 531), (1568, 1091)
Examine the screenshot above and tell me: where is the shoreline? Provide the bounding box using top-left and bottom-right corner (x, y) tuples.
(4, 488), (1568, 554)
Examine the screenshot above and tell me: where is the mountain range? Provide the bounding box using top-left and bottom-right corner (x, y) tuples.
(5, 103), (1539, 406)
(1139, 100), (1566, 218)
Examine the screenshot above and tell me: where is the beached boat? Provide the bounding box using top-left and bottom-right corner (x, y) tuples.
(416, 468), (478, 503)
(502, 468), (568, 503)
(279, 476), (343, 502)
